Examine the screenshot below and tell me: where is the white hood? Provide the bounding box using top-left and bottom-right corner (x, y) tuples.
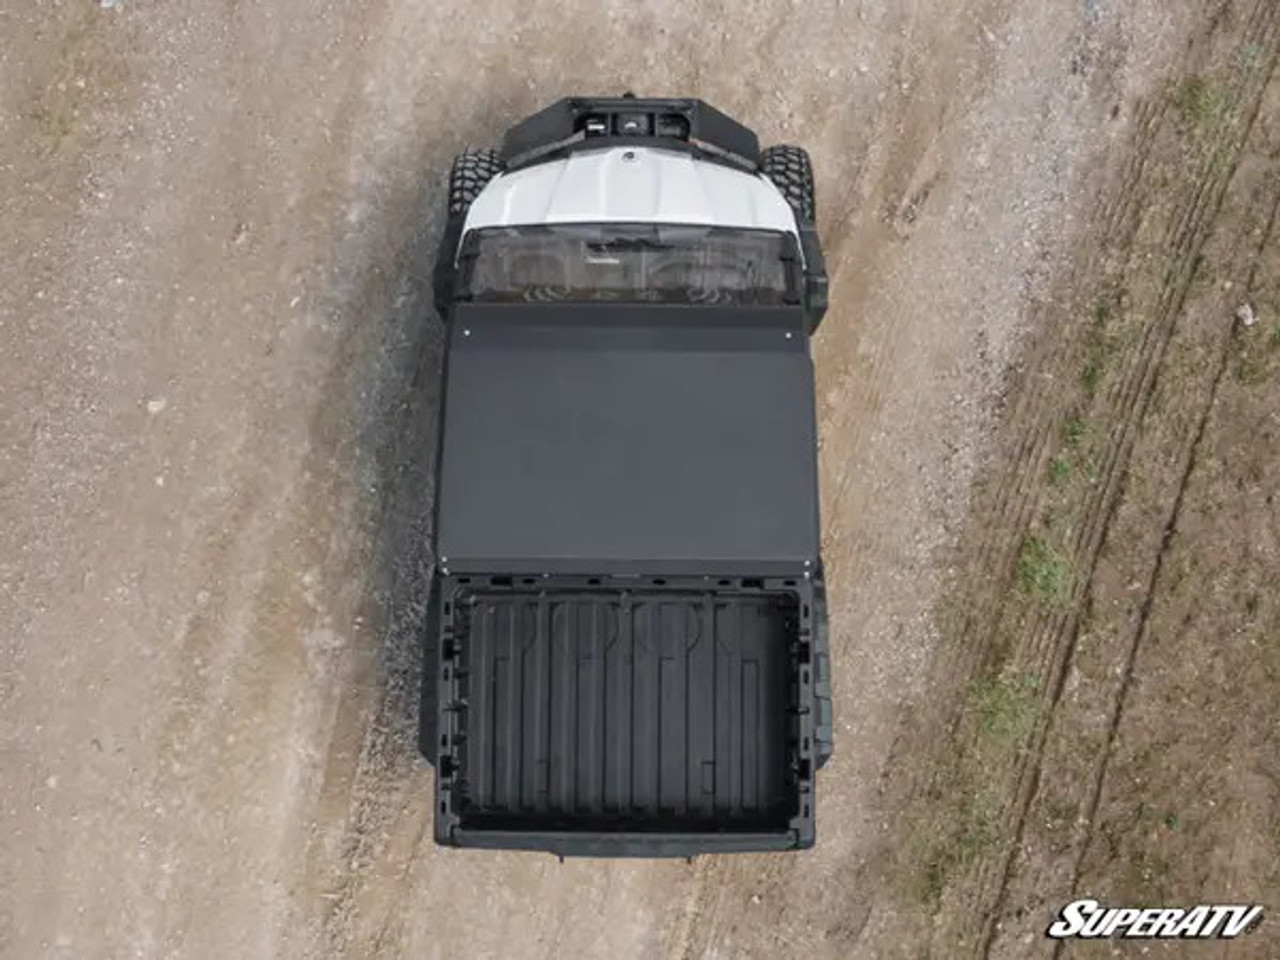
(462, 146), (798, 235)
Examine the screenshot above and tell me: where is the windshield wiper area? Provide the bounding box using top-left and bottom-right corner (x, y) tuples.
(587, 237), (673, 252)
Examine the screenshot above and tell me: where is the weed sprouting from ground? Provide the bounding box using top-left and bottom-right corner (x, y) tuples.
(1063, 413), (1088, 450)
(1017, 536), (1072, 608)
(916, 788), (1004, 905)
(1175, 75), (1230, 132)
(1048, 457), (1071, 486)
(973, 672), (1043, 750)
(1237, 42), (1265, 74)
(1236, 334), (1278, 385)
(1081, 299), (1116, 398)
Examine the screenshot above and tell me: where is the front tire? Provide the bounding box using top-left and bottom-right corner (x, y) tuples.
(447, 148), (504, 218)
(435, 149), (504, 316)
(760, 145), (816, 223)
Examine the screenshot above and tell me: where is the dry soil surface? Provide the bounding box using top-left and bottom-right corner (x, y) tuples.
(1, 1), (1263, 958)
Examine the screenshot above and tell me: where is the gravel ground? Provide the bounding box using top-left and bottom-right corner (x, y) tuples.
(0, 1), (1196, 956)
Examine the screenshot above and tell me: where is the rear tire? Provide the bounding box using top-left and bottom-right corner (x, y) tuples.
(760, 145), (815, 222)
(447, 148), (504, 218)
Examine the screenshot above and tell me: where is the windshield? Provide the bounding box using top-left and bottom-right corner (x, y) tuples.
(458, 224), (797, 304)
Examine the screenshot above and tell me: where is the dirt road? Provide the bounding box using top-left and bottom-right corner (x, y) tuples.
(1, 1), (1245, 958)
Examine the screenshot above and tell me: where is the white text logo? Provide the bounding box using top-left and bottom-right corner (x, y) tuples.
(1046, 899), (1264, 939)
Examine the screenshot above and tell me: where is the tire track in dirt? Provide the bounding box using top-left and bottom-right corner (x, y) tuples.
(984, 49), (1280, 957)
(903, 11), (1176, 870)
(976, 93), (1171, 629)
(932, 95), (1170, 701)
(1046, 111), (1280, 960)
(912, 1), (1280, 952)
(989, 70), (1274, 960)
(990, 8), (1280, 937)
(922, 96), (1174, 748)
(932, 4), (1270, 700)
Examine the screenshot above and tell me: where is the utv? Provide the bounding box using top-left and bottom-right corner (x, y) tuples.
(422, 95), (832, 857)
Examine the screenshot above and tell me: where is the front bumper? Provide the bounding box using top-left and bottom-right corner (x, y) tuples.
(500, 95), (761, 172)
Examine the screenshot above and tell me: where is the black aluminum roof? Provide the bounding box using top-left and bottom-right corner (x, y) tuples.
(435, 303), (820, 576)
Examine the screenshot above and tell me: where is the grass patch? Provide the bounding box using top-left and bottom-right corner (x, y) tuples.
(1048, 456), (1071, 487)
(1175, 75), (1230, 132)
(1017, 536), (1073, 609)
(1081, 299), (1117, 397)
(916, 789), (1004, 905)
(1236, 341), (1274, 385)
(1061, 413), (1106, 483)
(972, 672), (1042, 749)
(919, 855), (947, 905)
(1063, 413), (1088, 449)
(1237, 42), (1265, 74)
(955, 791), (1002, 860)
(1081, 359), (1103, 397)
(1188, 251), (1212, 293)
(1045, 797), (1078, 829)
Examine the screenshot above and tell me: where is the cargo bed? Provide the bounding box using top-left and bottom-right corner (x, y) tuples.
(429, 575), (823, 855)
